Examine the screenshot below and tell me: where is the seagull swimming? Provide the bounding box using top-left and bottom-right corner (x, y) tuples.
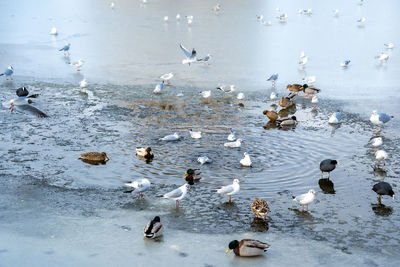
(267, 74), (278, 86)
(69, 59), (84, 71)
(227, 130), (236, 141)
(180, 43), (197, 65)
(197, 156), (212, 165)
(224, 139), (243, 148)
(0, 66), (14, 80)
(328, 112), (342, 124)
(159, 132), (180, 141)
(200, 90), (211, 98)
(240, 152), (252, 167)
(153, 81), (165, 94)
(293, 189), (316, 211)
(237, 92), (245, 100)
(216, 179), (240, 202)
(375, 150), (388, 167)
(160, 73), (173, 85)
(370, 136), (383, 148)
(340, 60), (351, 68)
(163, 183), (190, 208)
(59, 43), (70, 56)
(370, 110), (393, 125)
(50, 27), (57, 35)
(80, 79), (87, 88)
(189, 129), (202, 139)
(124, 178), (151, 198)
(311, 95), (318, 104)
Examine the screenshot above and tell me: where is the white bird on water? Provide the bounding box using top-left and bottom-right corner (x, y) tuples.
(227, 131), (236, 141)
(160, 73), (173, 85)
(153, 81), (165, 94)
(216, 85), (235, 94)
(370, 110), (393, 125)
(159, 132), (180, 141)
(224, 139), (243, 148)
(293, 189), (316, 211)
(375, 150), (388, 167)
(216, 179), (240, 202)
(125, 178), (151, 198)
(311, 95), (318, 104)
(237, 92), (245, 100)
(200, 90), (211, 98)
(50, 27), (57, 35)
(80, 79), (87, 88)
(240, 152), (252, 167)
(370, 137), (383, 148)
(328, 112), (342, 124)
(189, 129), (202, 139)
(197, 156), (212, 165)
(162, 184), (190, 208)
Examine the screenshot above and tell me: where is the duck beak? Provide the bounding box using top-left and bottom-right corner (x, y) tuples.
(226, 248), (231, 254)
(184, 173), (188, 178)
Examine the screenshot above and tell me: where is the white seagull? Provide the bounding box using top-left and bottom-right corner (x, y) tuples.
(197, 156), (212, 165)
(216, 85), (235, 94)
(375, 150), (388, 167)
(200, 90), (211, 98)
(159, 132), (180, 141)
(370, 136), (383, 148)
(153, 81), (165, 94)
(160, 73), (174, 85)
(189, 129), (202, 139)
(227, 131), (236, 141)
(328, 112), (342, 124)
(270, 92), (278, 101)
(163, 184), (190, 208)
(80, 79), (87, 88)
(293, 189), (316, 211)
(240, 152), (252, 167)
(370, 110), (393, 125)
(69, 59), (84, 71)
(237, 92), (245, 100)
(50, 27), (57, 35)
(299, 57), (308, 67)
(125, 178), (151, 198)
(180, 43), (197, 65)
(224, 139), (243, 148)
(216, 179), (240, 202)
(375, 53), (389, 63)
(311, 95), (318, 104)
(384, 43), (394, 49)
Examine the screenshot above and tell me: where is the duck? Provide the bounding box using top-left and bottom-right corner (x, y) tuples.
(136, 147), (154, 159)
(216, 179), (240, 202)
(78, 152), (109, 163)
(276, 116), (297, 127)
(226, 239), (269, 257)
(286, 84), (303, 94)
(124, 178), (151, 198)
(240, 152), (252, 167)
(184, 169), (201, 185)
(372, 182), (394, 204)
(263, 110), (278, 122)
(293, 189), (316, 211)
(143, 216), (163, 239)
(250, 198), (270, 219)
(302, 85), (321, 97)
(319, 159), (338, 178)
(278, 93), (296, 108)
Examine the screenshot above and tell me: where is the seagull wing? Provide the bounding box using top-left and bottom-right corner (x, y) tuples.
(217, 184), (234, 194)
(163, 187), (183, 199)
(378, 113), (392, 123)
(16, 105), (48, 118)
(180, 44), (192, 58)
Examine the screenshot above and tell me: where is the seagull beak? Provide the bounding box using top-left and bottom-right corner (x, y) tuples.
(226, 248), (231, 254)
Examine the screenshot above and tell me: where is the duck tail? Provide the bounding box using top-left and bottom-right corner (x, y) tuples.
(145, 233), (155, 238)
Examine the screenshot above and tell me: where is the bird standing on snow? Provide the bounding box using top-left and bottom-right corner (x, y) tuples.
(124, 178), (151, 198)
(293, 189), (316, 211)
(143, 216), (163, 239)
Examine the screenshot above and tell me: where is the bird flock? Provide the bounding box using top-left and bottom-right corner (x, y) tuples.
(1, 0), (397, 259)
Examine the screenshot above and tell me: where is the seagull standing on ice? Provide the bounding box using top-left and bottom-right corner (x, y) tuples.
(162, 184), (190, 208)
(180, 43), (197, 65)
(0, 66), (14, 80)
(124, 178), (151, 198)
(267, 74), (278, 87)
(293, 189), (316, 211)
(50, 27), (58, 35)
(340, 60), (351, 68)
(216, 179), (240, 202)
(375, 53), (389, 63)
(216, 85), (235, 94)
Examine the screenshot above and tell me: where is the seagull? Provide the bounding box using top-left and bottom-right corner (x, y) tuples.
(159, 132), (180, 141)
(357, 17), (366, 25)
(189, 129), (202, 139)
(277, 13), (287, 22)
(50, 27), (57, 35)
(224, 139), (243, 148)
(216, 179), (240, 202)
(162, 183), (190, 208)
(164, 16), (168, 22)
(227, 130), (236, 141)
(340, 60), (351, 68)
(180, 43), (197, 65)
(300, 51), (305, 58)
(153, 81), (165, 94)
(59, 43), (70, 56)
(143, 216), (163, 239)
(334, 9), (339, 16)
(110, 2), (115, 9)
(384, 43), (394, 49)
(198, 54), (212, 65)
(370, 136), (383, 148)
(375, 150), (388, 167)
(293, 189), (316, 211)
(80, 79), (87, 88)
(176, 14), (181, 20)
(240, 152), (252, 167)
(197, 156), (212, 165)
(124, 178), (151, 198)
(270, 92), (278, 101)
(256, 15), (264, 22)
(311, 95), (318, 104)
(267, 74), (278, 86)
(0, 66), (14, 80)
(372, 182), (395, 204)
(262, 21), (272, 26)
(303, 8), (312, 15)
(375, 53), (389, 63)
(370, 110), (393, 125)
(69, 59), (84, 71)
(216, 85), (235, 93)
(213, 4), (221, 12)
(8, 97), (48, 117)
(200, 90), (211, 98)
(237, 92), (245, 100)
(186, 15), (193, 24)
(303, 76), (316, 84)
(160, 73), (173, 85)
(328, 112), (342, 124)
(299, 57), (308, 67)
(297, 9), (303, 14)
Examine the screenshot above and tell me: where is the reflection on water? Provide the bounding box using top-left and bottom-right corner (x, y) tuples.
(319, 178), (336, 194)
(371, 204), (393, 216)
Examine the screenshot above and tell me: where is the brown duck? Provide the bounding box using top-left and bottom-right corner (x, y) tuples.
(302, 85), (321, 97)
(79, 152), (109, 163)
(250, 198), (270, 219)
(286, 84), (303, 94)
(278, 93), (296, 108)
(262, 110), (278, 122)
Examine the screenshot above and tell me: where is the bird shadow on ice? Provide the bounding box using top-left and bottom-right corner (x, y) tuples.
(250, 218), (269, 232)
(122, 198), (151, 210)
(318, 178), (335, 194)
(371, 203), (393, 216)
(288, 208), (314, 219)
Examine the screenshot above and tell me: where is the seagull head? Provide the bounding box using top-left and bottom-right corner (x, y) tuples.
(308, 189), (316, 195)
(371, 110), (377, 115)
(233, 179), (240, 184)
(8, 66), (13, 70)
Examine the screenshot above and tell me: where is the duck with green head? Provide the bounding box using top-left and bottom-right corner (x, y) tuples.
(184, 169), (201, 185)
(301, 84), (320, 97)
(226, 239), (270, 256)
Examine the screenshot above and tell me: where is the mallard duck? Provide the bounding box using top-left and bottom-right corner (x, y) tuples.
(136, 147), (154, 159)
(262, 110), (278, 122)
(372, 182), (395, 204)
(286, 84), (303, 93)
(143, 216), (163, 239)
(251, 198), (270, 219)
(226, 239), (270, 257)
(276, 116), (297, 127)
(184, 169), (201, 185)
(278, 93), (296, 108)
(319, 159), (338, 178)
(79, 152), (109, 163)
(302, 85), (321, 97)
